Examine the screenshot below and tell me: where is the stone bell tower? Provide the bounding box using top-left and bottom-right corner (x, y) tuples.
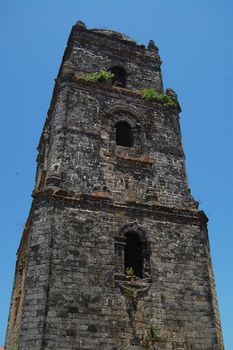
(5, 21), (224, 350)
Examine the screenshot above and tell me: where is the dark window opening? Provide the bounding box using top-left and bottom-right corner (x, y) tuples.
(111, 66), (126, 88)
(124, 232), (143, 278)
(115, 121), (133, 147)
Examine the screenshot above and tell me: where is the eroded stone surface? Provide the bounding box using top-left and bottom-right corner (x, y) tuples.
(5, 22), (224, 350)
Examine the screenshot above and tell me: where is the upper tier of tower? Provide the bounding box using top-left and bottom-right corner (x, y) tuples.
(58, 20), (163, 92)
(34, 21), (199, 211)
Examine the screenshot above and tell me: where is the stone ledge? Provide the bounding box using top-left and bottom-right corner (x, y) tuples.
(71, 75), (179, 110)
(116, 154), (155, 165)
(32, 189), (208, 225)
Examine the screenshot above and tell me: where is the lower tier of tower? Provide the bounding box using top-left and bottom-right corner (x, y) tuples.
(5, 193), (223, 350)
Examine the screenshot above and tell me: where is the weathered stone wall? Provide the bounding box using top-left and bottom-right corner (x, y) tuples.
(12, 195), (222, 350)
(42, 81), (193, 210)
(16, 203), (55, 349)
(5, 235), (29, 349)
(67, 23), (163, 92)
(5, 22), (223, 350)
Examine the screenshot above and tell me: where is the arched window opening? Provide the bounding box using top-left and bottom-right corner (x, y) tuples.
(124, 232), (143, 278)
(111, 66), (126, 88)
(115, 121), (133, 147)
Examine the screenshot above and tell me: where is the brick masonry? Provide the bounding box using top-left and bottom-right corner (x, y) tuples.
(5, 21), (224, 349)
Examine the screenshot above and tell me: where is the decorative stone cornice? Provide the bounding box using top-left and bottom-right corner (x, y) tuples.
(32, 189), (208, 225)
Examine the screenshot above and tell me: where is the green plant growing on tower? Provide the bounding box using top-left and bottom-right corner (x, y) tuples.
(140, 87), (176, 107)
(24, 250), (29, 258)
(124, 286), (137, 299)
(149, 324), (162, 343)
(125, 266), (135, 277)
(160, 291), (166, 302)
(141, 325), (163, 348)
(80, 69), (114, 83)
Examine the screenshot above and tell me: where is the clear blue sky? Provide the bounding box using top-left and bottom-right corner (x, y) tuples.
(0, 0), (232, 347)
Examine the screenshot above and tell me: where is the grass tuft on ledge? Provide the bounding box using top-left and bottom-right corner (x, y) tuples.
(79, 69), (114, 83)
(140, 87), (177, 107)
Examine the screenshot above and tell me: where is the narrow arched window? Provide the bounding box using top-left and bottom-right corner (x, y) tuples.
(111, 66), (126, 88)
(124, 232), (143, 278)
(115, 121), (133, 147)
